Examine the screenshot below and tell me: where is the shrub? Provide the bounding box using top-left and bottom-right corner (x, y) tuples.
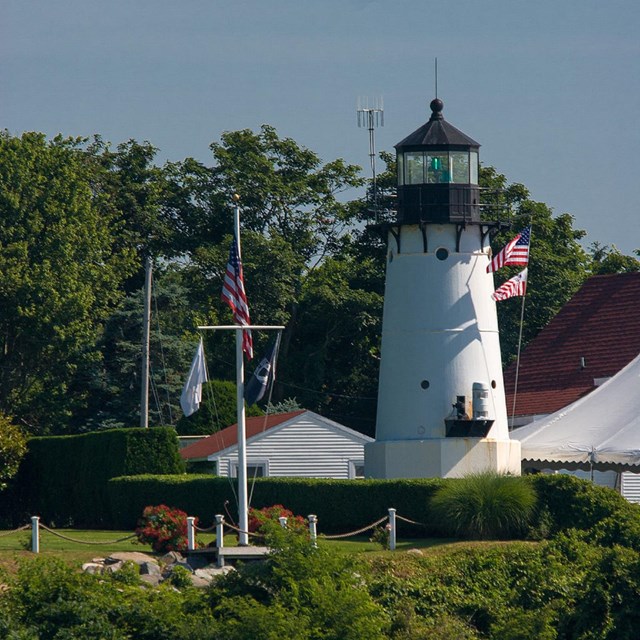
(247, 504), (306, 535)
(135, 504), (193, 553)
(209, 525), (389, 640)
(430, 471), (537, 539)
(4, 426), (184, 527)
(107, 474), (445, 533)
(527, 473), (630, 534)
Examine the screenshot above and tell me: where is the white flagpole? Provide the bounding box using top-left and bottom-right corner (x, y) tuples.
(198, 196), (283, 547)
(232, 197), (250, 546)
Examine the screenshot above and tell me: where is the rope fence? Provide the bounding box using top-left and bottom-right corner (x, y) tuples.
(0, 524), (30, 539)
(39, 525), (137, 545)
(321, 516), (388, 539)
(396, 514), (427, 527)
(1, 508), (425, 554)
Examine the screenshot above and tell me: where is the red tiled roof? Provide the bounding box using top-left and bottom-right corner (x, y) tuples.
(180, 410), (306, 460)
(504, 272), (640, 417)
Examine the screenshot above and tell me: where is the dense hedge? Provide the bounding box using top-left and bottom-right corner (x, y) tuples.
(107, 475), (447, 533)
(107, 472), (637, 537)
(527, 472), (633, 533)
(3, 427), (184, 527)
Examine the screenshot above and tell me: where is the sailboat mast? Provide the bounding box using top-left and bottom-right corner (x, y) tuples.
(140, 256), (152, 429)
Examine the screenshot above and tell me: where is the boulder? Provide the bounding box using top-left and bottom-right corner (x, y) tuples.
(106, 551), (157, 566)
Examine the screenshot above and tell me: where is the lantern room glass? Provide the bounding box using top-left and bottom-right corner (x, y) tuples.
(426, 153), (449, 183)
(450, 151), (469, 183)
(398, 150), (479, 186)
(470, 150), (478, 184)
(405, 152), (424, 184)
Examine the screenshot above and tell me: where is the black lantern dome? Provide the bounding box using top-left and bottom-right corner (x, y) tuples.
(395, 99), (480, 224)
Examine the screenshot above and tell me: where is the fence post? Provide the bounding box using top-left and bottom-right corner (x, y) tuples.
(215, 515), (225, 550)
(31, 516), (40, 553)
(388, 508), (397, 551)
(278, 516), (288, 529)
(308, 514), (318, 547)
(186, 516), (196, 551)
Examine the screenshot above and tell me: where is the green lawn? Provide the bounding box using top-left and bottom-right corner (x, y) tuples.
(0, 526), (464, 569)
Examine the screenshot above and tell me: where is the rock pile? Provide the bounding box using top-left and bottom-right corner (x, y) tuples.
(82, 550), (233, 588)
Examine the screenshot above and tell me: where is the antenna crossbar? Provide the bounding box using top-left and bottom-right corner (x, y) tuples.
(356, 96), (385, 218)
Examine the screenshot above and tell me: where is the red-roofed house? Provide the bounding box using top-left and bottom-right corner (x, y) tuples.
(180, 409), (374, 479)
(504, 272), (640, 427)
(504, 272), (640, 500)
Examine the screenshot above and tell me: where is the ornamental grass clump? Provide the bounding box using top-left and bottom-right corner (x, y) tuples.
(430, 471), (537, 540)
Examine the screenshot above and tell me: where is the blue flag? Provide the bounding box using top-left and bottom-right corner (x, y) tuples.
(244, 333), (281, 406)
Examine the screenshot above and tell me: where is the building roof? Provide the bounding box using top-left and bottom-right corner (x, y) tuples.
(395, 99), (480, 149)
(511, 351), (640, 472)
(180, 410), (306, 460)
(504, 272), (640, 417)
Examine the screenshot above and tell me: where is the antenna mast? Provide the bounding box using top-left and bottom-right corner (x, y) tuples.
(435, 57), (438, 98)
(357, 96), (384, 216)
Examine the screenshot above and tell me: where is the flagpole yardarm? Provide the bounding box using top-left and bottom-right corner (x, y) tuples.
(198, 325), (286, 331)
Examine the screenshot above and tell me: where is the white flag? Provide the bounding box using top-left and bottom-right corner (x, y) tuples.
(180, 339), (208, 416)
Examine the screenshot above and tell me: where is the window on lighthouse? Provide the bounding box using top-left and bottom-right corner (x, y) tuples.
(426, 153), (450, 183)
(450, 151), (470, 183)
(399, 150), (479, 186)
(405, 152), (425, 184)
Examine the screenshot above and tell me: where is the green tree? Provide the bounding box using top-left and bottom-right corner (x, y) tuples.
(86, 137), (173, 289)
(482, 168), (590, 364)
(0, 132), (137, 433)
(209, 125), (364, 265)
(0, 412), (27, 490)
(588, 242), (640, 275)
(281, 249), (383, 436)
(79, 267), (202, 431)
(176, 380), (263, 436)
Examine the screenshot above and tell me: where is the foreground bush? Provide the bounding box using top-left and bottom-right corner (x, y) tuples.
(0, 556), (216, 639)
(135, 504), (193, 552)
(430, 472), (537, 539)
(208, 522), (390, 640)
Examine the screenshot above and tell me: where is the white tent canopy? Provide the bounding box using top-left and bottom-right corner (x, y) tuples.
(511, 351), (640, 472)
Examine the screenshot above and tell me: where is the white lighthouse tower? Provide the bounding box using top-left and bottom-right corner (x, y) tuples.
(365, 98), (521, 478)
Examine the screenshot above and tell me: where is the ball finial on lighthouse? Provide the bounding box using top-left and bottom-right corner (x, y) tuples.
(429, 98), (444, 119)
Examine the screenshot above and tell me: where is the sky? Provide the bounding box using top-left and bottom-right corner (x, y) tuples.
(2, 0), (639, 255)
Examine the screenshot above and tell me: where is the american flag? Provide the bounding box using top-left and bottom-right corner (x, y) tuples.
(492, 268), (528, 301)
(486, 226), (531, 273)
(221, 234), (253, 359)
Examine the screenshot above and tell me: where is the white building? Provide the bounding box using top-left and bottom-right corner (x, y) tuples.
(179, 409), (373, 480)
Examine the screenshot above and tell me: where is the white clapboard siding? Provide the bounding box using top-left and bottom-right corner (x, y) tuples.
(621, 472), (640, 504)
(211, 412), (372, 479)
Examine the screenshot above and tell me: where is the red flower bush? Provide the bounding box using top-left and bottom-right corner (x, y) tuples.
(248, 504), (306, 535)
(135, 504), (195, 553)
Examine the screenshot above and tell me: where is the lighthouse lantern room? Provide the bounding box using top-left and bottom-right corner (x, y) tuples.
(364, 99), (521, 478)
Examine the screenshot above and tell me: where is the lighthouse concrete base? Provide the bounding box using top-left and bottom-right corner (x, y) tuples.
(364, 438), (521, 479)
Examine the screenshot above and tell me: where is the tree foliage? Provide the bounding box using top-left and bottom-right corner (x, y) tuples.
(481, 167), (591, 364)
(0, 132), (137, 432)
(0, 125), (633, 435)
(0, 412), (27, 490)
